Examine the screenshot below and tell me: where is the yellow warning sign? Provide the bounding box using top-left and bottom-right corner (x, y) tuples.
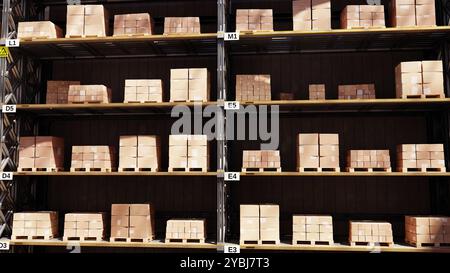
(0, 46), (8, 57)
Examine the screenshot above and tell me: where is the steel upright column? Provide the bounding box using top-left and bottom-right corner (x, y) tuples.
(216, 0), (228, 251)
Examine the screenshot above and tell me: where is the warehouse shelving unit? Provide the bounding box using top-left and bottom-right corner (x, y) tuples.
(1, 0), (450, 254)
(225, 0), (450, 253)
(0, 0), (222, 252)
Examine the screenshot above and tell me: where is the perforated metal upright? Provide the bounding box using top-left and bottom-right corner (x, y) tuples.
(216, 0), (228, 251)
(0, 0), (40, 239)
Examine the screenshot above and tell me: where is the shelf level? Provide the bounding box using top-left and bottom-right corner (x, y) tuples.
(239, 171), (450, 177)
(18, 34), (217, 59)
(7, 239), (217, 250)
(15, 102), (216, 116)
(238, 242), (450, 253)
(6, 239), (450, 253)
(14, 171), (218, 177)
(13, 99), (450, 116)
(230, 26), (450, 54)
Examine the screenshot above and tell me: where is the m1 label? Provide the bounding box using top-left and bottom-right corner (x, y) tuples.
(224, 172), (240, 181)
(224, 101), (240, 110)
(2, 105), (16, 113)
(224, 244), (240, 253)
(5, 39), (19, 47)
(224, 32), (239, 41)
(0, 241), (10, 250)
(1, 172), (13, 180)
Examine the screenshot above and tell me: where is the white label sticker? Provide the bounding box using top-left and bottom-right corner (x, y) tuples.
(224, 101), (240, 110)
(224, 32), (240, 41)
(2, 105), (16, 113)
(224, 172), (240, 181)
(0, 241), (10, 250)
(1, 172), (13, 180)
(224, 244), (240, 253)
(5, 39), (19, 48)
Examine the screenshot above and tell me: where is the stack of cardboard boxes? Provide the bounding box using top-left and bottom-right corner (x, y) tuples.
(292, 0), (331, 31)
(242, 150), (281, 171)
(113, 13), (153, 36)
(240, 204), (280, 244)
(340, 5), (385, 29)
(347, 150), (391, 171)
(338, 84), (376, 99)
(18, 136), (64, 172)
(349, 221), (394, 246)
(63, 213), (105, 241)
(119, 135), (160, 172)
(66, 5), (109, 38)
(124, 79), (163, 103)
(46, 80), (80, 104)
(170, 68), (209, 102)
(18, 21), (63, 40)
(110, 204), (155, 242)
(309, 84), (326, 100)
(395, 61), (444, 99)
(397, 144), (446, 172)
(236, 75), (271, 101)
(405, 216), (450, 247)
(164, 17), (201, 34)
(297, 133), (340, 171)
(169, 135), (208, 172)
(236, 9), (273, 31)
(12, 212), (58, 240)
(71, 146), (115, 171)
(292, 215), (333, 245)
(165, 219), (206, 242)
(391, 0), (436, 27)
(68, 85), (111, 103)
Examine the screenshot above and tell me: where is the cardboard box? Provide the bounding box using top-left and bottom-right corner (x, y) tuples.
(240, 205), (260, 217)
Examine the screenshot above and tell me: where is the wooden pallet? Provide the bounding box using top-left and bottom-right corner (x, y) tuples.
(350, 241), (393, 247)
(118, 167), (159, 173)
(65, 35), (106, 39)
(63, 236), (103, 242)
(21, 36), (54, 41)
(401, 94), (445, 99)
(113, 34), (152, 38)
(406, 240), (450, 248)
(398, 167), (446, 173)
(297, 167), (340, 172)
(110, 237), (153, 243)
(242, 167), (282, 173)
(240, 240), (280, 245)
(168, 167), (207, 172)
(12, 235), (54, 240)
(346, 26), (386, 30)
(165, 238), (205, 244)
(124, 100), (162, 104)
(70, 168), (113, 172)
(346, 167), (392, 173)
(169, 99), (208, 103)
(238, 30), (274, 34)
(69, 101), (105, 104)
(17, 167), (63, 172)
(293, 240), (334, 246)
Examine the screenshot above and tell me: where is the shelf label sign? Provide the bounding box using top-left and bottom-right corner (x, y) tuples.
(224, 101), (240, 110)
(224, 32), (240, 41)
(224, 244), (240, 253)
(5, 39), (19, 48)
(0, 241), (10, 251)
(0, 46), (8, 58)
(1, 172), (13, 180)
(2, 105), (16, 113)
(224, 172), (240, 181)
